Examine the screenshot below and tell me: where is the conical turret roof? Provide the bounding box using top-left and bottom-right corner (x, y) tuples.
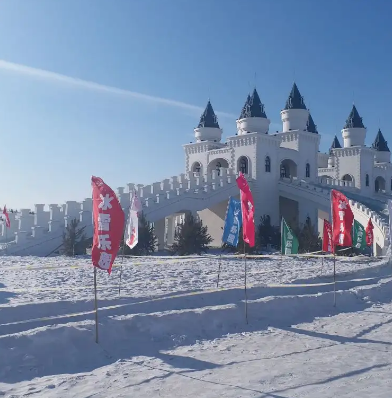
(197, 100), (220, 129)
(343, 105), (365, 129)
(284, 83), (307, 110)
(239, 89), (267, 119)
(239, 94), (251, 119)
(306, 112), (318, 134)
(331, 135), (342, 149)
(372, 129), (390, 152)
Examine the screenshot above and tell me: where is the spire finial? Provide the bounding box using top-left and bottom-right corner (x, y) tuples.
(254, 72), (257, 89)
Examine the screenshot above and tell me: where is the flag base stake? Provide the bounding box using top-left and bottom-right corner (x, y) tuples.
(94, 267), (99, 343)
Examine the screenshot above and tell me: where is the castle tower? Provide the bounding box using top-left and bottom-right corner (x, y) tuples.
(328, 135), (342, 167)
(236, 88), (270, 135)
(280, 83), (309, 132)
(372, 129), (390, 163)
(331, 135), (342, 150)
(341, 105), (366, 148)
(194, 100), (222, 143)
(306, 112), (318, 134)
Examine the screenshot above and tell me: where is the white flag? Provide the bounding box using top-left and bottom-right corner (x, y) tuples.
(125, 209), (138, 249)
(131, 191), (142, 212)
(124, 191), (142, 249)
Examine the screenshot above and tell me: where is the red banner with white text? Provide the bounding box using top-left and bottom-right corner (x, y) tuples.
(322, 219), (333, 253)
(366, 218), (374, 247)
(2, 206), (10, 228)
(236, 173), (255, 247)
(331, 189), (354, 248)
(91, 176), (125, 274)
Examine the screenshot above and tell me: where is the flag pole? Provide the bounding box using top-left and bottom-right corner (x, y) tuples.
(330, 190), (337, 307)
(94, 266), (99, 343)
(244, 240), (248, 324)
(118, 211), (126, 297)
(333, 252), (336, 307)
(216, 253), (222, 288)
(5, 223), (7, 255)
(119, 199), (133, 297)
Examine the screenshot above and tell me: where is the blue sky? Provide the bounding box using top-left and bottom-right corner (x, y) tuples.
(0, 0), (391, 209)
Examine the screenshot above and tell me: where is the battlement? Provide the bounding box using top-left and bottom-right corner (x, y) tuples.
(0, 168), (241, 255)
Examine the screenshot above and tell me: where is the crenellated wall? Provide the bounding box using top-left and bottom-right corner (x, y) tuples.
(1, 171), (390, 256)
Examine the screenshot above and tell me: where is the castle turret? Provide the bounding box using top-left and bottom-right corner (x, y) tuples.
(372, 129), (390, 163)
(341, 105), (366, 148)
(331, 135), (342, 150)
(280, 83), (309, 133)
(236, 88), (270, 135)
(194, 100), (222, 143)
(306, 112), (318, 134)
(328, 136), (341, 167)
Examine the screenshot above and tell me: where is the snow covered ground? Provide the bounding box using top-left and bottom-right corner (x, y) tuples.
(0, 254), (392, 397)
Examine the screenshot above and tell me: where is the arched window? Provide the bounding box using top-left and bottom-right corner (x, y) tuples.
(305, 163), (310, 178)
(366, 174), (369, 187)
(239, 157), (248, 174)
(216, 162), (221, 176)
(192, 162), (201, 174)
(265, 156), (271, 173)
(390, 178), (392, 191)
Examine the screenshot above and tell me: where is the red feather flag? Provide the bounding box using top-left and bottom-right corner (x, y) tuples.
(91, 176), (125, 274)
(236, 173), (255, 247)
(331, 189), (354, 248)
(322, 219), (333, 253)
(366, 218), (374, 247)
(2, 206), (10, 228)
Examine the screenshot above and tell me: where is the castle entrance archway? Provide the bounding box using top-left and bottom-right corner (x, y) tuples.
(375, 176), (386, 193)
(207, 158), (229, 176)
(280, 159), (297, 178)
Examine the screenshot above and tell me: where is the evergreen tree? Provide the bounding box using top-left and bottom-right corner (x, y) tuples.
(171, 213), (212, 255)
(121, 212), (157, 256)
(61, 218), (88, 256)
(257, 214), (281, 250)
(297, 216), (321, 253)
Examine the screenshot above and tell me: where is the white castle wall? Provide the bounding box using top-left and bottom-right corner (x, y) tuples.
(0, 167), (389, 256)
(2, 86), (392, 256)
(318, 153), (329, 168)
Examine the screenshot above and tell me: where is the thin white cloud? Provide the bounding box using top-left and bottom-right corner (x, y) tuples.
(0, 59), (236, 119)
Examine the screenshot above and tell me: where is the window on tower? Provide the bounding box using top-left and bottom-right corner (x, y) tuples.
(239, 157), (248, 174)
(366, 174), (369, 187)
(265, 156), (271, 172)
(192, 162), (201, 174)
(306, 163), (310, 178)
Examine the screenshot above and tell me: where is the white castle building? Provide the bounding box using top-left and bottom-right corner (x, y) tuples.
(0, 83), (390, 256)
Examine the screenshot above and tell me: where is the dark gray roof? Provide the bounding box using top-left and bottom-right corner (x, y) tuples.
(239, 94), (251, 119)
(284, 83), (307, 110)
(197, 100), (220, 128)
(331, 135), (342, 149)
(372, 129), (390, 152)
(306, 112), (318, 134)
(239, 88), (267, 119)
(343, 105), (365, 129)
